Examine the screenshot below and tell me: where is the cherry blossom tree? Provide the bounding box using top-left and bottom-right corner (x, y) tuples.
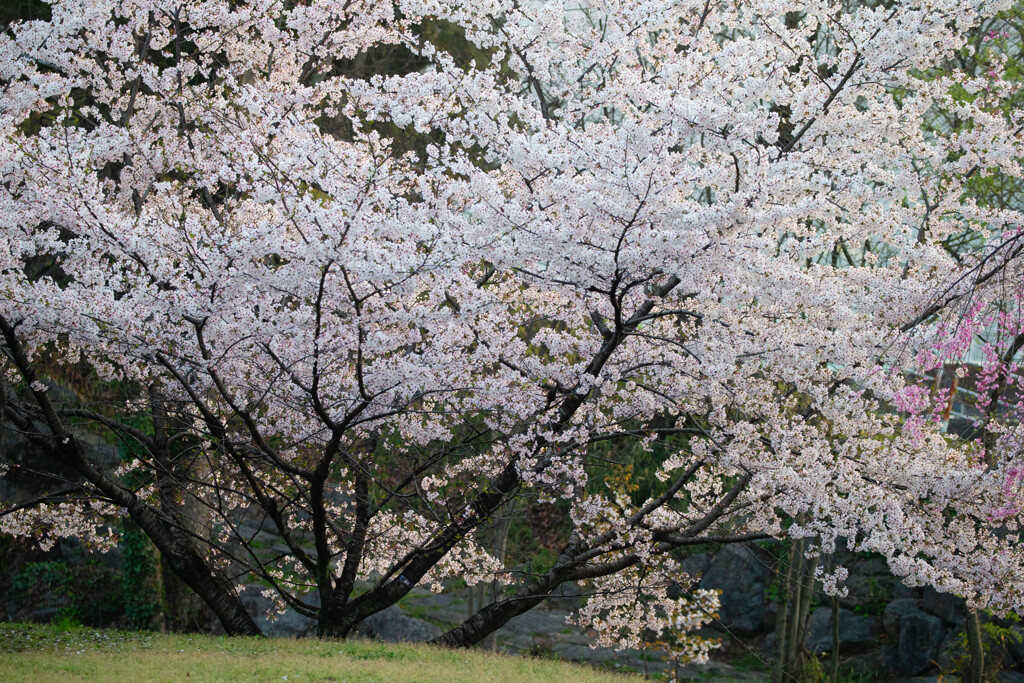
(2, 0), (1023, 656)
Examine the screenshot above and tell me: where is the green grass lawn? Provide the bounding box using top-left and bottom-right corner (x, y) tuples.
(0, 622), (639, 682)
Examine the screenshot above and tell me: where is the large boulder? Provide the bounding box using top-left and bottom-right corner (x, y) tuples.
(935, 629), (961, 671)
(355, 605), (442, 643)
(699, 544), (771, 635)
(679, 552), (710, 580)
(546, 580), (584, 611)
(883, 600), (946, 676)
(805, 607), (881, 654)
(883, 599), (921, 635)
(920, 588), (965, 626)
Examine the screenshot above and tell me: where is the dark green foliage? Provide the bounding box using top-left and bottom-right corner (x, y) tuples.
(505, 503), (568, 578)
(851, 577), (891, 618)
(731, 653), (769, 672)
(119, 524), (159, 630)
(948, 611), (1021, 681)
(587, 428), (692, 509)
(6, 524), (159, 630)
(9, 558), (121, 627)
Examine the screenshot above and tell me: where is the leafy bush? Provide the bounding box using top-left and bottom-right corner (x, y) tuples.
(119, 525), (159, 630)
(947, 612), (1021, 681)
(7, 525), (159, 630)
(9, 558), (121, 627)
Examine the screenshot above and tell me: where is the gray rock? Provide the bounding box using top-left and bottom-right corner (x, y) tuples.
(546, 581), (583, 611)
(841, 570), (902, 614)
(258, 607), (317, 638)
(887, 610), (946, 676)
(680, 552), (710, 579)
(997, 672), (1024, 683)
(761, 601), (779, 632)
(935, 629), (961, 670)
(2, 420), (120, 503)
(884, 599), (922, 635)
(699, 545), (771, 635)
(921, 588), (966, 626)
(356, 605), (442, 643)
(841, 650), (888, 679)
(805, 607), (881, 654)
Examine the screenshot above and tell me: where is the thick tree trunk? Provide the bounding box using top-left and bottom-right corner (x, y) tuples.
(317, 607), (348, 639)
(151, 387), (214, 632)
(158, 535), (261, 636)
(160, 554), (211, 632)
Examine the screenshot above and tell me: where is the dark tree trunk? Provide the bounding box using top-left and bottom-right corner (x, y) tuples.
(151, 386), (214, 632)
(965, 607), (985, 683)
(156, 532), (261, 636)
